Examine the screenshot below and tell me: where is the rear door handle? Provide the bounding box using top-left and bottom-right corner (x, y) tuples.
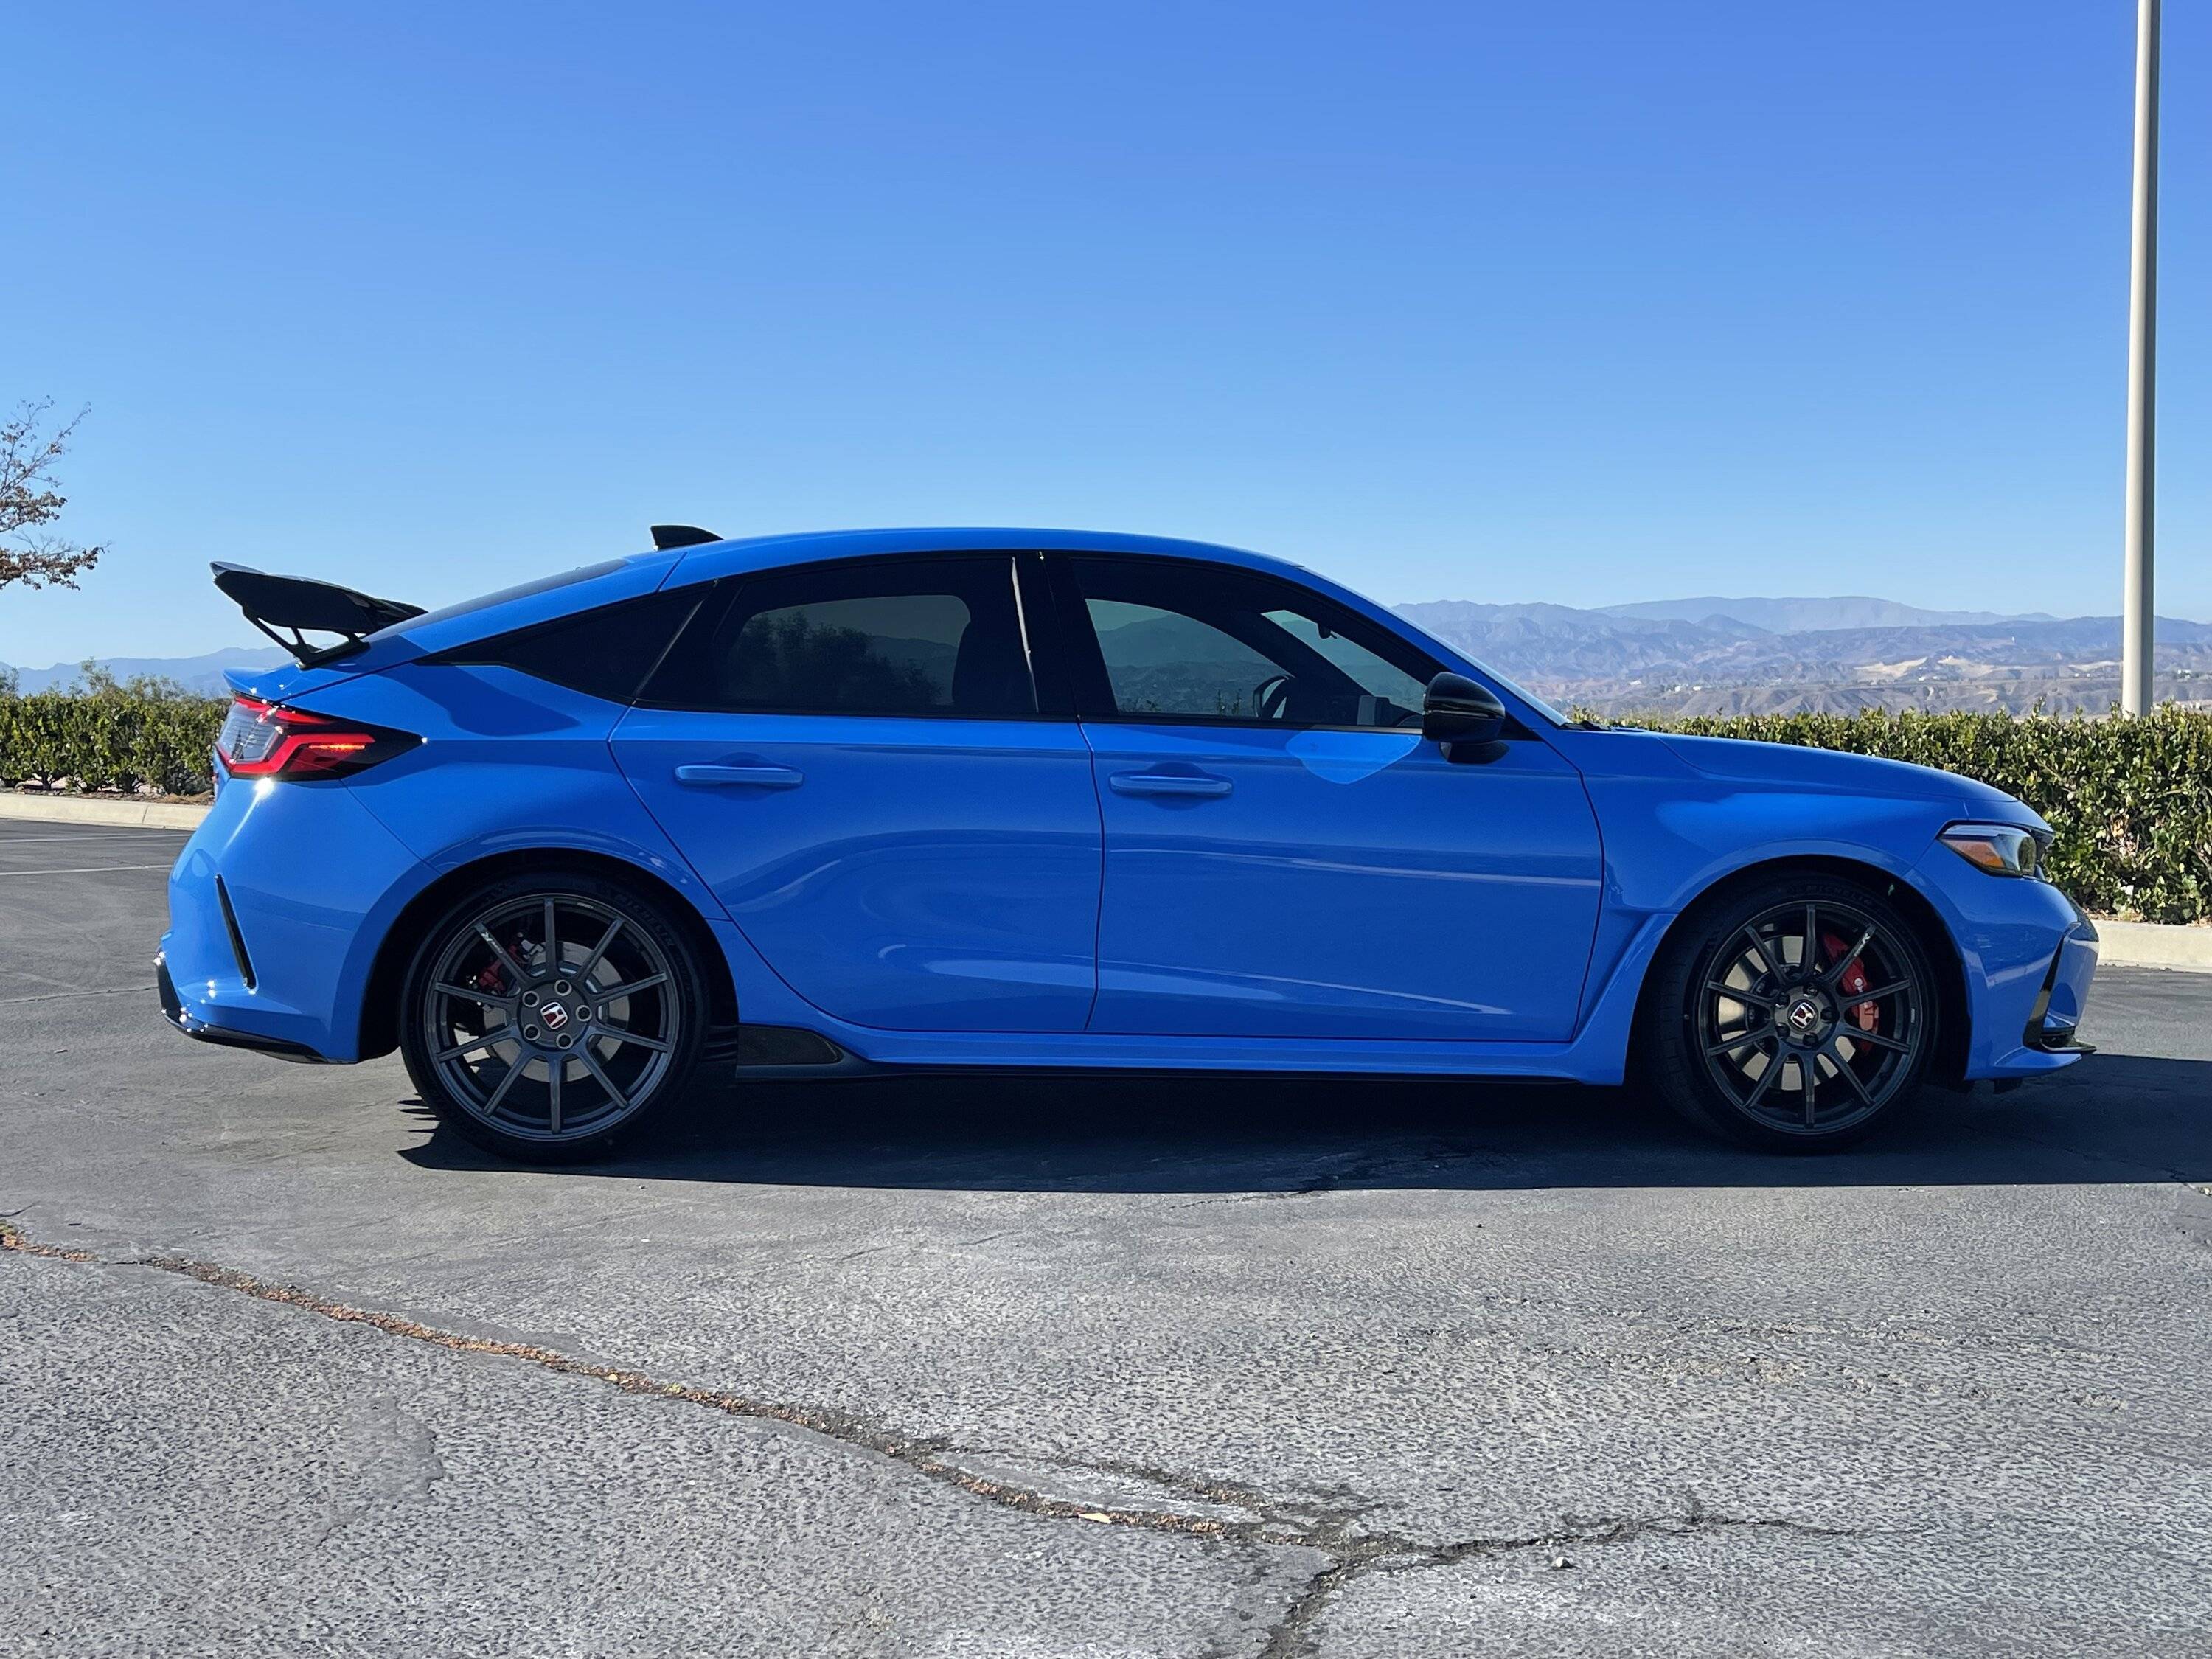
(1107, 769), (1233, 799)
(675, 763), (805, 790)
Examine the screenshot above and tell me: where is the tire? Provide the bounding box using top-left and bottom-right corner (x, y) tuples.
(398, 869), (709, 1163)
(1640, 871), (1938, 1152)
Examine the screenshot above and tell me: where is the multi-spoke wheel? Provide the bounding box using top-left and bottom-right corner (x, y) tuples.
(1642, 873), (1936, 1150)
(399, 872), (707, 1161)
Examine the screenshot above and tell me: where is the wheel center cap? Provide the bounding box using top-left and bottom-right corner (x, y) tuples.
(1784, 995), (1825, 1039)
(540, 1002), (571, 1032)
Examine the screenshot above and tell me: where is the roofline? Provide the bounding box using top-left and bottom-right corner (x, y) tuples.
(664, 526), (1314, 585)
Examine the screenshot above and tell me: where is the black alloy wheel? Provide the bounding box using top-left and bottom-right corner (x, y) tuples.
(1643, 873), (1935, 1150)
(399, 871), (708, 1161)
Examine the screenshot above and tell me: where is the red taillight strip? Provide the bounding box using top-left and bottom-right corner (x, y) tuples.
(218, 698), (385, 778)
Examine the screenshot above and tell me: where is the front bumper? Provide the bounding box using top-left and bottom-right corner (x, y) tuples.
(1913, 836), (2100, 1079)
(2020, 912), (2099, 1055)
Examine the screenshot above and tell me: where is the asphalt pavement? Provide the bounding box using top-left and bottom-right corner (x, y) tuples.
(4, 818), (2211, 1656)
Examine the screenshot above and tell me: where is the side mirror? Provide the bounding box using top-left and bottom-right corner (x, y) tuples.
(1422, 672), (1506, 748)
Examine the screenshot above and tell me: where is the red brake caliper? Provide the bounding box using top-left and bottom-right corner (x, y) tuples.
(1821, 931), (1878, 1032)
(473, 927), (533, 995)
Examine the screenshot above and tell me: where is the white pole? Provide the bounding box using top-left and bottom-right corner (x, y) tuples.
(2122, 0), (2160, 714)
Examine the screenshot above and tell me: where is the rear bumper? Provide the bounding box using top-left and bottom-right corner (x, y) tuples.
(158, 768), (427, 1062)
(156, 951), (334, 1062)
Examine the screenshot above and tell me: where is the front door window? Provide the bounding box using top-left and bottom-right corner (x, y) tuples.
(1064, 557), (1429, 728)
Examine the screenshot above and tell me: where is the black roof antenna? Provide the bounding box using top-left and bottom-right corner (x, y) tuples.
(650, 524), (722, 550)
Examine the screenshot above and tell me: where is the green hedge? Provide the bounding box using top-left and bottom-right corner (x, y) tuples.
(3, 689), (2207, 922)
(0, 683), (227, 797)
(1630, 707), (2212, 925)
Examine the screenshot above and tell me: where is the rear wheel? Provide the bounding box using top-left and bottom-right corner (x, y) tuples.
(399, 871), (708, 1162)
(1643, 872), (1936, 1151)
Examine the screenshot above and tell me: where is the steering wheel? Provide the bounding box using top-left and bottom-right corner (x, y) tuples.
(1253, 672), (1294, 720)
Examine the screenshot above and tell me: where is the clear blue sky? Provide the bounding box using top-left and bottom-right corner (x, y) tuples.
(7, 1), (2206, 665)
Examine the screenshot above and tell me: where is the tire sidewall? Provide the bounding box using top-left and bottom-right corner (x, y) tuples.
(398, 869), (710, 1162)
(1644, 872), (1938, 1152)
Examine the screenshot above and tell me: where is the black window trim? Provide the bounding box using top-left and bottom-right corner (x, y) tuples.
(631, 550), (1074, 723)
(1043, 550), (1458, 735)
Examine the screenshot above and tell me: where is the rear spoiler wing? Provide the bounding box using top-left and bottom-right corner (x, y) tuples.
(211, 563), (426, 668)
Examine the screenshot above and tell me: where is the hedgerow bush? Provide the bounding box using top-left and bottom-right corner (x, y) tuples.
(3, 686), (2207, 922)
(1632, 706), (2212, 925)
(0, 672), (226, 796)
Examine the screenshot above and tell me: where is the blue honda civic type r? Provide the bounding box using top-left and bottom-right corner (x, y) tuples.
(158, 526), (2098, 1161)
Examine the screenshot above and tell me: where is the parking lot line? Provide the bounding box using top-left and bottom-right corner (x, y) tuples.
(0, 865), (173, 877)
(0, 833), (190, 844)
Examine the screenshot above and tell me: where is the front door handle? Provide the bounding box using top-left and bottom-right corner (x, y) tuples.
(1107, 769), (1233, 799)
(675, 763), (805, 790)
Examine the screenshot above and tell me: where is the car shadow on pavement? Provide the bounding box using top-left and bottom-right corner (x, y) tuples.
(399, 1050), (2212, 1192)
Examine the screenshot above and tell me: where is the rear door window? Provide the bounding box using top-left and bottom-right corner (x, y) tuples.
(644, 557), (1037, 718)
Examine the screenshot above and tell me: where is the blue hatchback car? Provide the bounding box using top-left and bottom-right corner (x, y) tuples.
(159, 526), (2098, 1161)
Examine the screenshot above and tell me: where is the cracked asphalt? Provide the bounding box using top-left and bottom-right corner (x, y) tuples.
(4, 818), (2211, 1656)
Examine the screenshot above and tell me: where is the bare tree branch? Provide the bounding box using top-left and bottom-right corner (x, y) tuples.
(1, 400), (105, 593)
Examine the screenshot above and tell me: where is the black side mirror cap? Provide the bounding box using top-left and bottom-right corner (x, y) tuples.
(1422, 671), (1506, 748)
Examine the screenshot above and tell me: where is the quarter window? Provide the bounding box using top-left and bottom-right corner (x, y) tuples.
(442, 585), (705, 703)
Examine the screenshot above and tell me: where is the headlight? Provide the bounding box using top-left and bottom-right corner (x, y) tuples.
(1939, 822), (2049, 879)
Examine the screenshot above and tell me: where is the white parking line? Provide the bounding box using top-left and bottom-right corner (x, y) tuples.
(0, 865), (173, 877)
(0, 983), (157, 1006)
(0, 833), (190, 843)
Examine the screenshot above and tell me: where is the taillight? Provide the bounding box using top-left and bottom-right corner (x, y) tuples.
(215, 697), (418, 780)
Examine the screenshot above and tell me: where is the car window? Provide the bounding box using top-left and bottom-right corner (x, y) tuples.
(369, 560), (627, 639)
(442, 585), (706, 703)
(647, 557), (1036, 717)
(1064, 557), (1431, 728)
(1261, 608), (1429, 720)
(1084, 599), (1282, 720)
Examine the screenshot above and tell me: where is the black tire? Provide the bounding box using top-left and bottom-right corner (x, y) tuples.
(1641, 871), (1938, 1152)
(398, 869), (709, 1163)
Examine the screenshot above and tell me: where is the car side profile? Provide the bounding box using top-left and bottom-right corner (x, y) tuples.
(159, 527), (2098, 1161)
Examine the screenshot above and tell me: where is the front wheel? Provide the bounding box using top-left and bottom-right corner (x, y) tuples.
(1641, 873), (1937, 1151)
(399, 872), (709, 1162)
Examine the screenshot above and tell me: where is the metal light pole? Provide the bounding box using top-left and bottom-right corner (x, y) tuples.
(2122, 0), (2160, 714)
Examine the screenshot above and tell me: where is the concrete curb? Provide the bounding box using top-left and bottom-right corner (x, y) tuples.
(0, 793), (209, 830)
(7, 790), (2211, 973)
(2093, 919), (2212, 974)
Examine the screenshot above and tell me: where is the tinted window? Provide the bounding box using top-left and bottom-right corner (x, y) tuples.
(371, 560), (627, 639)
(648, 557), (1036, 717)
(1065, 558), (1431, 728)
(445, 585), (705, 702)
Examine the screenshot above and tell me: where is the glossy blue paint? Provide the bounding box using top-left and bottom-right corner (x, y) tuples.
(1908, 835), (2098, 1077)
(160, 526), (2096, 1098)
(166, 768), (422, 1057)
(1081, 721), (1602, 1040)
(611, 708), (1102, 1031)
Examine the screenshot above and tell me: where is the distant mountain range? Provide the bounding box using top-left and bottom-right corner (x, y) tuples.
(1394, 598), (2212, 716)
(7, 595), (2210, 715)
(0, 647), (289, 696)
(1594, 595), (2045, 633)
